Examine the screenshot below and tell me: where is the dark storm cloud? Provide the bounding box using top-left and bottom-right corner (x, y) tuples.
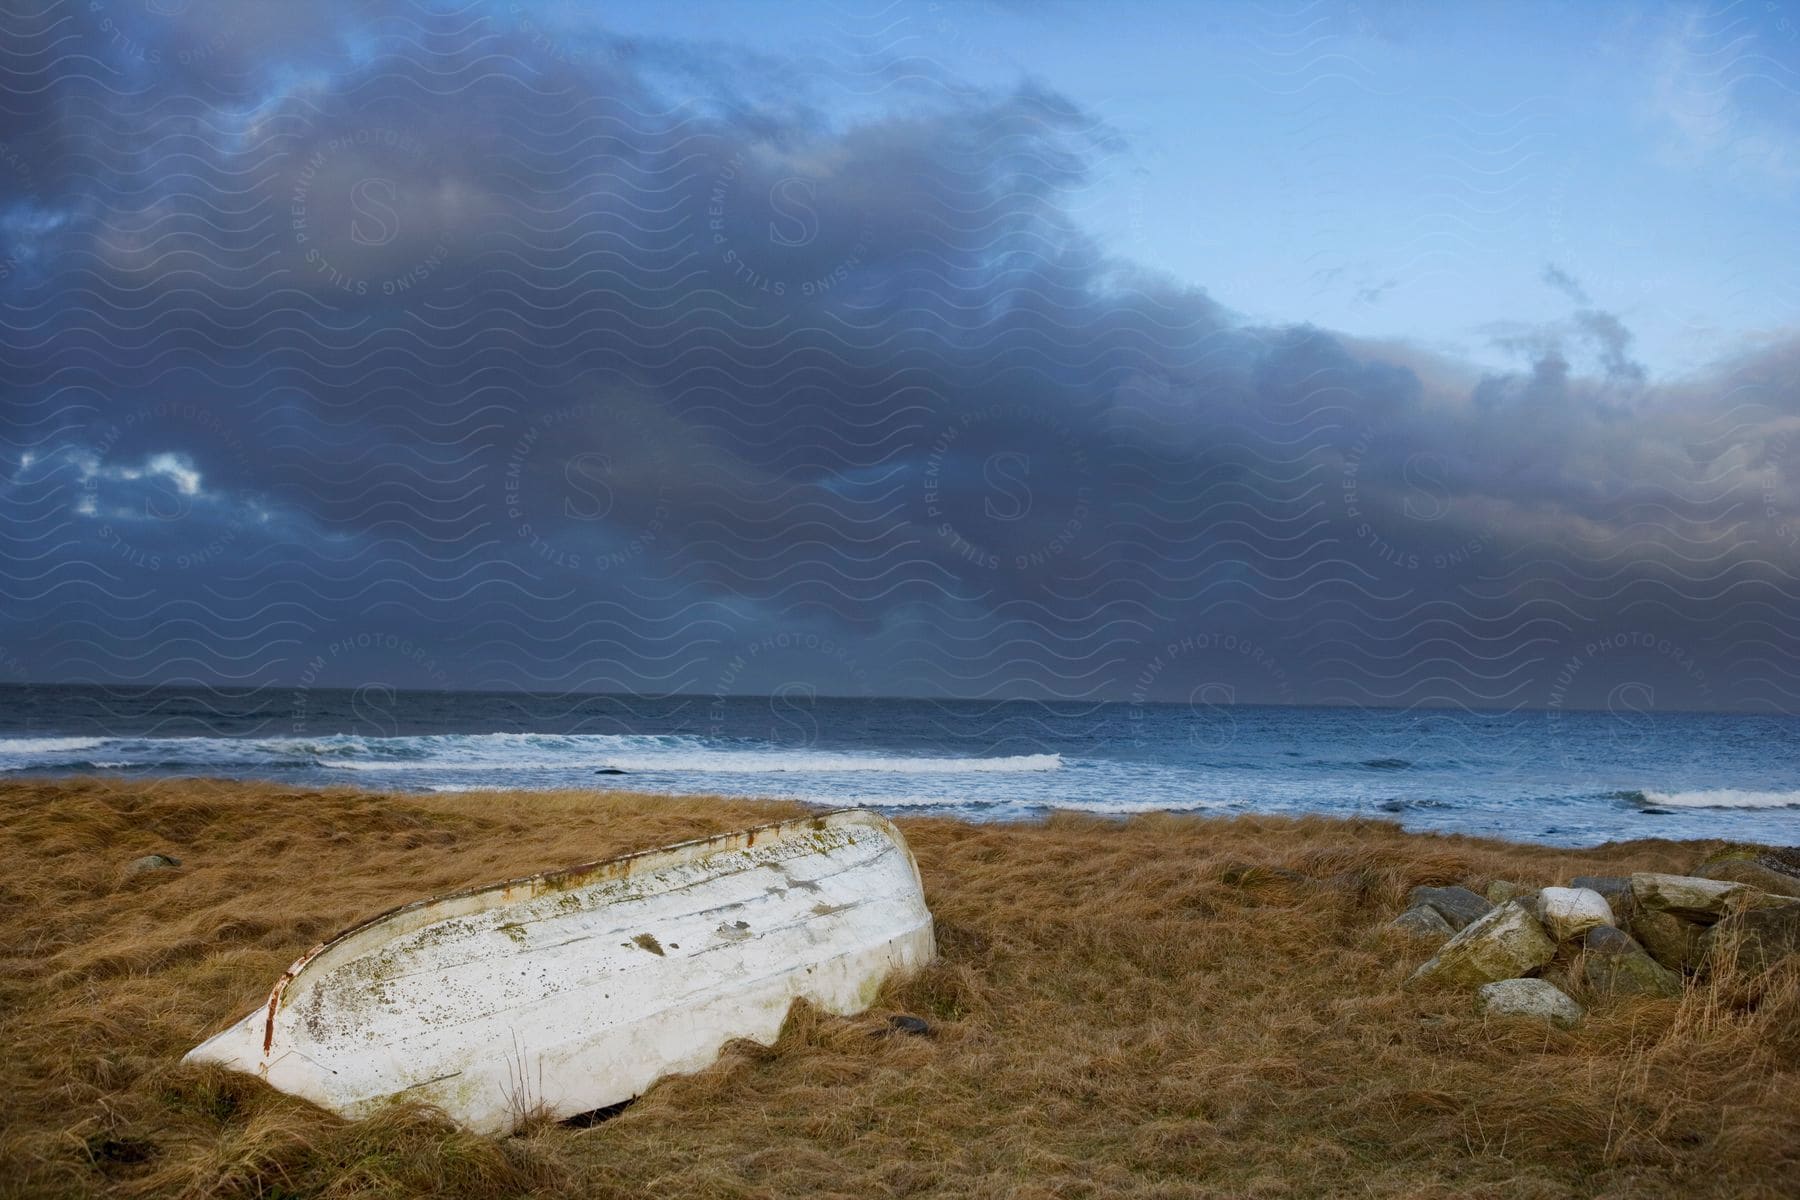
(1541, 262), (1590, 305)
(2, 0), (1798, 714)
(1571, 310), (1648, 387)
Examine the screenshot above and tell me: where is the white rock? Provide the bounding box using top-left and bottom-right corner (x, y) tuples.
(1475, 978), (1584, 1028)
(1536, 886), (1614, 942)
(1630, 872), (1746, 921)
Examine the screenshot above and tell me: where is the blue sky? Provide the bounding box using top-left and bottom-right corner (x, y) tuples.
(586, 0), (1800, 379)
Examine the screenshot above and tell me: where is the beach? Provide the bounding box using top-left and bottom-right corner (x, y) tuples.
(2, 778), (1794, 1199)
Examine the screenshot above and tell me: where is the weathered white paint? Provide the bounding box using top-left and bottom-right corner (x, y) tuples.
(185, 809), (934, 1132)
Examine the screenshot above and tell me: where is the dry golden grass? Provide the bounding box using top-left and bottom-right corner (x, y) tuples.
(0, 778), (1795, 1199)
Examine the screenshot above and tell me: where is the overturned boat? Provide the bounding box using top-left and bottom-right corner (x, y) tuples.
(185, 809), (933, 1132)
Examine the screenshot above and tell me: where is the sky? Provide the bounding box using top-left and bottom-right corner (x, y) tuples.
(2, 0), (1799, 713)
(592, 0), (1800, 377)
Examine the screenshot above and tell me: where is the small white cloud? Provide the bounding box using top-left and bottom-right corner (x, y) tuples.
(63, 447), (211, 519)
(144, 452), (202, 496)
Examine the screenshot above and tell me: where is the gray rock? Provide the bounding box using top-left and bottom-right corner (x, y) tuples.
(1405, 901), (1557, 990)
(1536, 951), (1579, 998)
(1693, 851), (1800, 901)
(1536, 887), (1614, 942)
(1389, 906), (1455, 946)
(1630, 872), (1746, 923)
(1701, 901), (1800, 975)
(1474, 978), (1584, 1028)
(1570, 875), (1631, 904)
(1630, 907), (1707, 973)
(127, 853), (181, 875)
(1485, 880), (1537, 906)
(1580, 925), (1681, 998)
(1572, 875), (1637, 926)
(1406, 885), (1493, 932)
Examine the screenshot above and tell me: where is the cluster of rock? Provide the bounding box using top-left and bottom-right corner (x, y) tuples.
(1392, 847), (1800, 1027)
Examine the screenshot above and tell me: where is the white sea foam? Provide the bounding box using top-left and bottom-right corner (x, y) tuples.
(254, 732), (698, 757)
(0, 736), (106, 755)
(600, 751), (1061, 774)
(0, 731), (1063, 777)
(1639, 788), (1800, 810)
(330, 743), (1063, 775)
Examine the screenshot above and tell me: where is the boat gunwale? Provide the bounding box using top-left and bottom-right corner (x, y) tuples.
(241, 807), (917, 1057)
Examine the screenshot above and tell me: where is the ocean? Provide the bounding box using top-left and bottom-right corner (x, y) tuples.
(0, 685), (1795, 848)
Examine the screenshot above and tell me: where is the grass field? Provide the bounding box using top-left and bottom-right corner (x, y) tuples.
(1, 778), (1795, 1199)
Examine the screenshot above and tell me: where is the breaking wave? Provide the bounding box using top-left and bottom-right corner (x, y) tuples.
(331, 745), (1063, 775)
(1628, 788), (1800, 810)
(0, 732), (1061, 777)
(0, 736), (105, 756)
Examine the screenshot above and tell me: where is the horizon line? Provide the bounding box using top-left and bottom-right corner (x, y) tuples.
(0, 681), (1781, 719)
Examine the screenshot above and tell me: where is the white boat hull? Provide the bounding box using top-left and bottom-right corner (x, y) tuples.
(185, 809), (934, 1132)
